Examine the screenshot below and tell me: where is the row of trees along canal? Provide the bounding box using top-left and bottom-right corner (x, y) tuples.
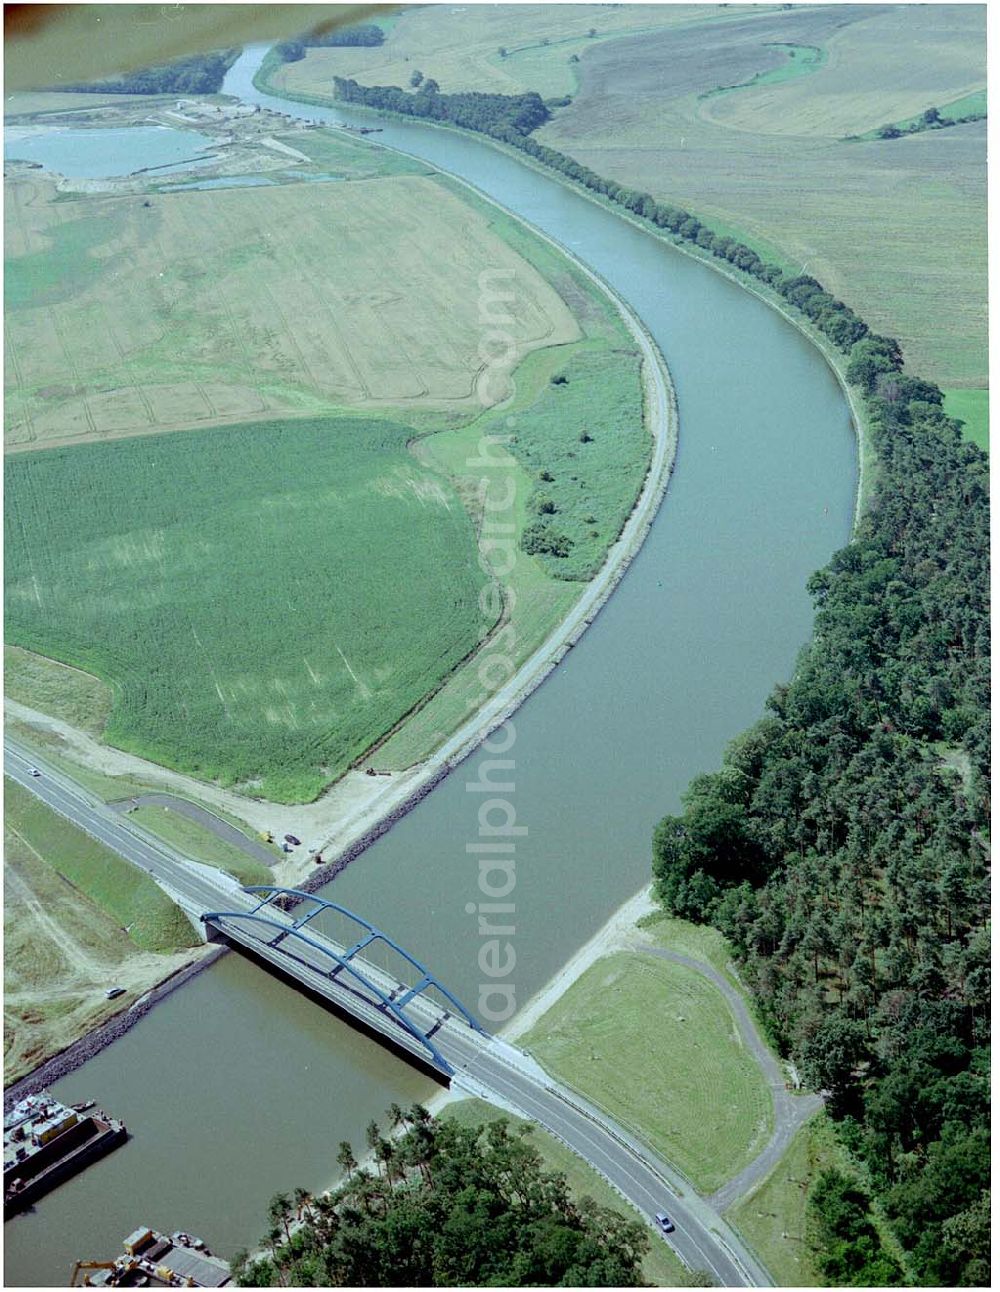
(323, 73), (991, 1288)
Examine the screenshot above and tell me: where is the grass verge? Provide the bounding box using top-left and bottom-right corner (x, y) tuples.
(726, 1111), (832, 1287)
(130, 804), (271, 886)
(441, 1098), (692, 1287)
(4, 645), (112, 737)
(636, 909), (743, 985)
(520, 950), (772, 1193)
(4, 777), (198, 952)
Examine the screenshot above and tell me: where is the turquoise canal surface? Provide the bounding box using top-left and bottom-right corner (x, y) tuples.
(4, 47), (856, 1284)
(4, 125), (216, 177)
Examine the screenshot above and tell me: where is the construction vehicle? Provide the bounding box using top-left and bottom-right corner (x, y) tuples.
(259, 830), (273, 844)
(70, 1260), (117, 1286)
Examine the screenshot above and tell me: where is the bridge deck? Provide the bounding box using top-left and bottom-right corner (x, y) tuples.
(205, 910), (487, 1076)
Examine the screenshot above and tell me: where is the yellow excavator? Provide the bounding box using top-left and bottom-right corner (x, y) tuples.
(69, 1260), (117, 1286)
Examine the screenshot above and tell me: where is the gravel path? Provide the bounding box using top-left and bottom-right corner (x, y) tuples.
(108, 792), (277, 866)
(639, 945), (823, 1211)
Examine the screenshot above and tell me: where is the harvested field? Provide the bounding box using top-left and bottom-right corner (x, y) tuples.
(4, 169), (579, 449)
(699, 6), (985, 138)
(4, 780), (201, 1085)
(265, 4), (756, 100)
(541, 3), (985, 387)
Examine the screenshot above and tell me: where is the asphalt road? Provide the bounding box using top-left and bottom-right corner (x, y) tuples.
(4, 738), (248, 923)
(5, 737), (770, 1286)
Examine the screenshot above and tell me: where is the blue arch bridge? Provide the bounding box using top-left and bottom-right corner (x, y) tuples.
(202, 886), (489, 1077)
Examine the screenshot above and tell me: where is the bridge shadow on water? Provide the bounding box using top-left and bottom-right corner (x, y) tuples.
(214, 930), (453, 1090)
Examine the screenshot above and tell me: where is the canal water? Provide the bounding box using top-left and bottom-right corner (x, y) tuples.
(3, 125), (218, 177)
(4, 47), (856, 1285)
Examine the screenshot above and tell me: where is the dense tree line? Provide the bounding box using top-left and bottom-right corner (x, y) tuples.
(62, 49), (238, 94)
(652, 329), (989, 1282)
(328, 80), (866, 355)
(233, 1105), (649, 1286)
(333, 76), (551, 136)
(308, 23), (386, 47)
(275, 24), (387, 63)
(327, 70), (989, 1284)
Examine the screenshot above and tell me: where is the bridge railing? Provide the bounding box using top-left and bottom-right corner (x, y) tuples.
(202, 886), (486, 1075)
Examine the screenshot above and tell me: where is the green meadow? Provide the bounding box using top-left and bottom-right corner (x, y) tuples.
(943, 387), (989, 453)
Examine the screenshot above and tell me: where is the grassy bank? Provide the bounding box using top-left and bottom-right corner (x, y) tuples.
(4, 777), (197, 952)
(372, 176), (655, 770)
(4, 778), (202, 1085)
(442, 1098), (691, 1287)
(130, 805), (271, 887)
(727, 1112), (833, 1287)
(520, 949), (772, 1193)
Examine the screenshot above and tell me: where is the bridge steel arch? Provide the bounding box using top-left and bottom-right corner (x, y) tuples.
(201, 886), (486, 1075)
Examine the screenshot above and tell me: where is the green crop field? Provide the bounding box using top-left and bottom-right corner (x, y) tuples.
(443, 1098), (690, 1287)
(4, 777), (197, 952)
(5, 645), (112, 736)
(943, 387), (989, 453)
(521, 951), (772, 1193)
(5, 125), (651, 791)
(5, 416), (487, 801)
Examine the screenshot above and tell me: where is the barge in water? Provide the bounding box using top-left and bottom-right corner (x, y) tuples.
(4, 1092), (126, 1215)
(72, 1226), (231, 1287)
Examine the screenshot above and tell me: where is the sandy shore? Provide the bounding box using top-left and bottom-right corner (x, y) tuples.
(503, 884), (657, 1043)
